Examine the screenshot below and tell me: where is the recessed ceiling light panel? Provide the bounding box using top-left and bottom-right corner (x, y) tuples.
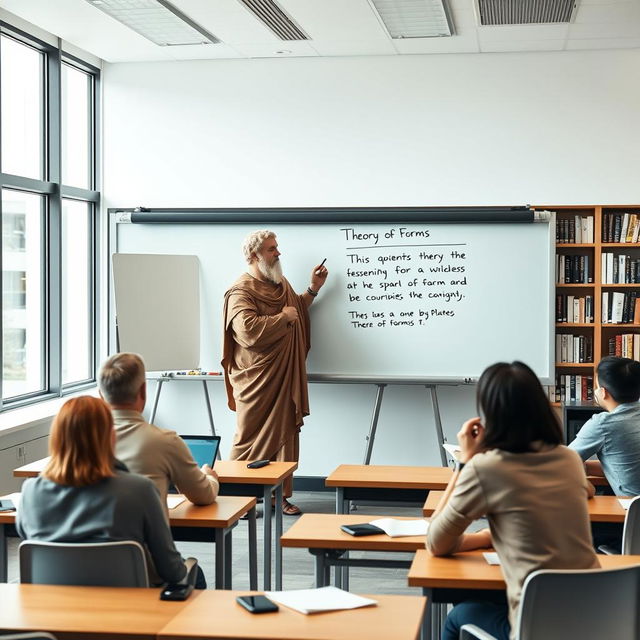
(84, 0), (220, 46)
(369, 0), (454, 39)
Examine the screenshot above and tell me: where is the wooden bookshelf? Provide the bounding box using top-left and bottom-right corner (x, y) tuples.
(543, 205), (640, 405)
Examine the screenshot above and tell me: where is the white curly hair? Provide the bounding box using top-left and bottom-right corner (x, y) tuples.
(242, 229), (276, 264)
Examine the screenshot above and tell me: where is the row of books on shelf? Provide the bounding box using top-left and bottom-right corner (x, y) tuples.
(601, 253), (640, 284)
(602, 291), (640, 324)
(556, 294), (594, 324)
(603, 212), (640, 244)
(556, 216), (594, 244)
(556, 254), (592, 284)
(556, 334), (593, 364)
(607, 333), (640, 360)
(550, 375), (594, 404)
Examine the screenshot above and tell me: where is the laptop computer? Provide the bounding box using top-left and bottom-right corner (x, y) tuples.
(181, 435), (221, 467)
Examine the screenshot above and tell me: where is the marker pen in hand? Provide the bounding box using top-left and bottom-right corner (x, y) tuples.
(315, 258), (327, 275)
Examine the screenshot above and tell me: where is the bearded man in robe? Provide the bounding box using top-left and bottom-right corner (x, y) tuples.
(221, 230), (328, 516)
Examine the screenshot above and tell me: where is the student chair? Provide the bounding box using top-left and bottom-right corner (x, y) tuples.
(460, 564), (640, 640)
(19, 540), (150, 587)
(599, 495), (640, 555)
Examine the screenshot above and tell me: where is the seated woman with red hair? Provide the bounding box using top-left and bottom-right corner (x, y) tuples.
(16, 395), (187, 586)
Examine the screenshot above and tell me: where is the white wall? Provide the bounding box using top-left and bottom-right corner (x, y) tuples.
(103, 49), (640, 475)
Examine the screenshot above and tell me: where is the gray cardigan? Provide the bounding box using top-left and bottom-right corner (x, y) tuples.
(16, 461), (186, 585)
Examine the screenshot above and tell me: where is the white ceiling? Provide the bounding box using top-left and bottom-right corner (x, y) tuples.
(1, 0), (639, 63)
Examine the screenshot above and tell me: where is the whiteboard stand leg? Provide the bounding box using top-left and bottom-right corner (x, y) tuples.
(362, 384), (386, 465)
(150, 379), (164, 423)
(427, 385), (448, 467)
(202, 381), (221, 459)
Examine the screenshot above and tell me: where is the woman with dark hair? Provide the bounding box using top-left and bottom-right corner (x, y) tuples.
(16, 396), (187, 586)
(428, 361), (598, 640)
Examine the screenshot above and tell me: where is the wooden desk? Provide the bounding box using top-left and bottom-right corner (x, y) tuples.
(281, 513), (427, 589)
(326, 464), (452, 515)
(214, 460), (297, 591)
(0, 495), (257, 590)
(408, 549), (640, 638)
(13, 457), (49, 478)
(0, 583), (199, 640)
(13, 458), (296, 591)
(422, 494), (630, 522)
(158, 589), (426, 640)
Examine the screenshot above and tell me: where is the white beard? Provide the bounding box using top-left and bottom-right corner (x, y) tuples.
(257, 255), (283, 285)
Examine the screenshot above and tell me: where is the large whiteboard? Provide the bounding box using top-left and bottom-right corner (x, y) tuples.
(112, 211), (554, 383)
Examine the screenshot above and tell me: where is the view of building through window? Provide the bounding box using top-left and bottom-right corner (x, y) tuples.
(1, 189), (44, 397)
(0, 30), (98, 404)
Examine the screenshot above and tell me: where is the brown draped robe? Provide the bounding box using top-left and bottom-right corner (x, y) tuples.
(221, 273), (310, 494)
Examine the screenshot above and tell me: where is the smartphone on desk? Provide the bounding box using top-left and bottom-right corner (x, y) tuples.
(341, 523), (384, 536)
(160, 583), (194, 601)
(236, 595), (279, 614)
(0, 499), (15, 512)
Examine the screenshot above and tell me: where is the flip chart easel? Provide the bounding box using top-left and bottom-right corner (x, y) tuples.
(147, 373), (222, 460)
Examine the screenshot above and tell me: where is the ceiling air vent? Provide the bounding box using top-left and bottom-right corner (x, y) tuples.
(477, 0), (578, 25)
(237, 0), (309, 40)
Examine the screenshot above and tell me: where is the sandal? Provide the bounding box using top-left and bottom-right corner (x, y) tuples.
(282, 499), (302, 516)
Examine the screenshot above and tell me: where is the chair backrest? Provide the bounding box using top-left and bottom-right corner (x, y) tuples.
(622, 495), (640, 554)
(19, 540), (149, 587)
(515, 564), (640, 640)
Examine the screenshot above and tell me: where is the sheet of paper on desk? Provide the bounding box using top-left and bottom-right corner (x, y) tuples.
(166, 495), (186, 509)
(483, 552), (501, 565)
(0, 492), (20, 510)
(442, 443), (461, 460)
(369, 518), (429, 537)
(619, 499), (633, 510)
(265, 586), (377, 615)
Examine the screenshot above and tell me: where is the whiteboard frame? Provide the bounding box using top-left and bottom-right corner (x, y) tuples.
(108, 206), (555, 385)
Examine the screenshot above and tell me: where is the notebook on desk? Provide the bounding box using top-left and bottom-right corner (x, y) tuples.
(181, 435), (221, 467)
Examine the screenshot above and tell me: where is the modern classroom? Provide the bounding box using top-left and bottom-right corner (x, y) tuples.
(0, 0), (640, 639)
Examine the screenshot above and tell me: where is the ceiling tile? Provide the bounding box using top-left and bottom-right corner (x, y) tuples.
(479, 39), (566, 53)
(231, 40), (319, 58)
(277, 0), (390, 40)
(392, 33), (480, 54)
(478, 24), (569, 43)
(566, 36), (640, 50)
(310, 40), (398, 56)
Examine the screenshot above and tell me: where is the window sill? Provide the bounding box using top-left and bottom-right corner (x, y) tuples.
(0, 386), (99, 445)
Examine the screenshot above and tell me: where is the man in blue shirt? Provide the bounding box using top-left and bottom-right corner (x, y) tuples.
(569, 356), (640, 496)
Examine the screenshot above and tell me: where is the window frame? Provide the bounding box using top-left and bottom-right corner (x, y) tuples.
(0, 21), (100, 409)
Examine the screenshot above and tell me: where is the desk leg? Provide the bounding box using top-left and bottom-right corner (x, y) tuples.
(215, 529), (225, 589)
(335, 487), (345, 588)
(263, 486), (272, 590)
(275, 482), (283, 590)
(0, 524), (6, 582)
(248, 505), (258, 590)
(422, 588), (432, 640)
(224, 529), (232, 589)
(313, 551), (329, 588)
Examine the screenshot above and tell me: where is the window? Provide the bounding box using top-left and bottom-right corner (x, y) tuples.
(0, 25), (99, 406)
(0, 35), (44, 180)
(61, 199), (93, 384)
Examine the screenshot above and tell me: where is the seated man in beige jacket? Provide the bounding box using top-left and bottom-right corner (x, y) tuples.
(98, 352), (219, 514)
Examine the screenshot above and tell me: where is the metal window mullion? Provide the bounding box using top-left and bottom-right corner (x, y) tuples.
(60, 185), (99, 202)
(47, 45), (62, 396)
(0, 174), (56, 194)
